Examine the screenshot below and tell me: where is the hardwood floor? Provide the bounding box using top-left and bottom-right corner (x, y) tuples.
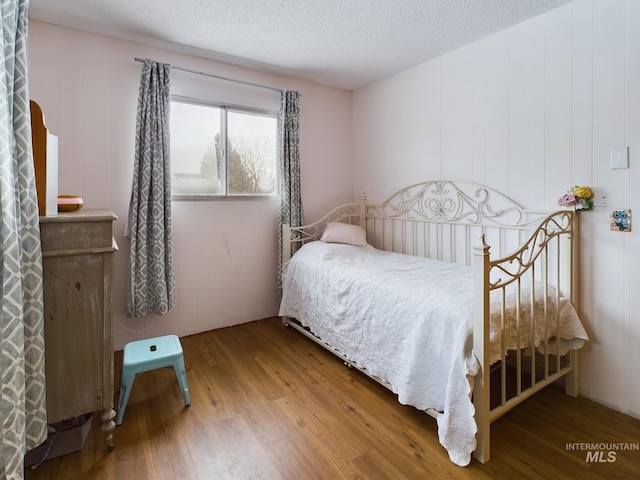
(25, 317), (640, 480)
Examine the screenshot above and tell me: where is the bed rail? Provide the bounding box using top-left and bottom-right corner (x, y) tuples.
(283, 181), (549, 263)
(282, 193), (366, 264)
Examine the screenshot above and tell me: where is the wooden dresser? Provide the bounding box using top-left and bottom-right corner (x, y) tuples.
(39, 210), (118, 450)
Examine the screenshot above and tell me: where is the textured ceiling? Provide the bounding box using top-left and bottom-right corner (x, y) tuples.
(29, 0), (571, 91)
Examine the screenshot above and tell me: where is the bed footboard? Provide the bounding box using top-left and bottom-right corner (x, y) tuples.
(473, 209), (578, 463)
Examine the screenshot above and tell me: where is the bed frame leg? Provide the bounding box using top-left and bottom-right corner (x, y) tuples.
(473, 369), (491, 464)
(474, 438), (490, 464)
(472, 234), (491, 464)
(565, 350), (579, 398)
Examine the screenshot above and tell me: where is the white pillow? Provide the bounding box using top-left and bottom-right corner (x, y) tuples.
(320, 222), (367, 246)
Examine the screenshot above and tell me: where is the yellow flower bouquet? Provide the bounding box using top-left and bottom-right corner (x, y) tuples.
(558, 186), (594, 211)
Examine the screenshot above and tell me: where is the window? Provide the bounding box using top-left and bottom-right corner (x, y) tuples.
(170, 96), (278, 197)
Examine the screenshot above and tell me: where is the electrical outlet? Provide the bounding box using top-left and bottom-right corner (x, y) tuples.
(593, 188), (622, 209)
(596, 193), (608, 207)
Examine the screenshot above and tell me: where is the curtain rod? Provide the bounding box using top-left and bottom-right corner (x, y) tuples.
(134, 57), (283, 94)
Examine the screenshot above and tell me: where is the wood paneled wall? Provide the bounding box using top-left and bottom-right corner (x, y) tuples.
(352, 0), (640, 419)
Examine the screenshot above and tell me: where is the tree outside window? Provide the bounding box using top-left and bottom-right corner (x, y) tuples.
(170, 97), (277, 197)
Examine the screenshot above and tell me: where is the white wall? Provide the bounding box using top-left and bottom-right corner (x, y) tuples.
(27, 20), (354, 351)
(353, 0), (640, 418)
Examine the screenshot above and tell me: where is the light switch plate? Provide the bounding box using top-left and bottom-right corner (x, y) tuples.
(611, 147), (629, 169)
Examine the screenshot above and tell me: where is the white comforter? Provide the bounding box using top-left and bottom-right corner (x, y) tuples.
(278, 241), (588, 466)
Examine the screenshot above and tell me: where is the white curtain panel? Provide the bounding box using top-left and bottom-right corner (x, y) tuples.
(125, 59), (176, 317)
(0, 1), (48, 478)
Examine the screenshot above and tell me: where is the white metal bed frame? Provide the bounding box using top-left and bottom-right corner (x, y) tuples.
(281, 180), (580, 464)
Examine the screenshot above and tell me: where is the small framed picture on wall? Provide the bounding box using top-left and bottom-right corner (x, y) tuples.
(610, 209), (631, 232)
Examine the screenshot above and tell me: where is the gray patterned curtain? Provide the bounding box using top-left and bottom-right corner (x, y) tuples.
(278, 90), (303, 293)
(0, 1), (48, 478)
(125, 59), (176, 317)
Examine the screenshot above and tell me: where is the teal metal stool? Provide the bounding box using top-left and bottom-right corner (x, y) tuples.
(116, 334), (190, 426)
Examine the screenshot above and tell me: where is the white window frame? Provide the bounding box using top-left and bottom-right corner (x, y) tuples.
(171, 94), (279, 200)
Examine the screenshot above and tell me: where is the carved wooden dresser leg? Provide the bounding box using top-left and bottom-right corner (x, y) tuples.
(101, 407), (116, 451)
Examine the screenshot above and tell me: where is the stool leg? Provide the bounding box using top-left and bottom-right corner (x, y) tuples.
(173, 356), (190, 406)
(116, 369), (136, 426)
